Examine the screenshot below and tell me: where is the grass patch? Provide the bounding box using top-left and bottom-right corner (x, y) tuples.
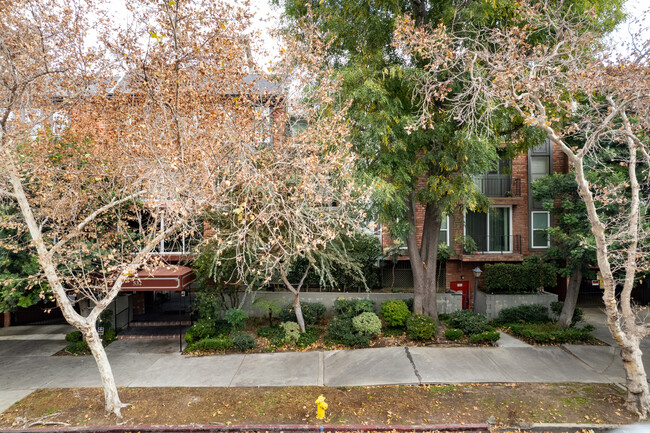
(0, 383), (635, 428)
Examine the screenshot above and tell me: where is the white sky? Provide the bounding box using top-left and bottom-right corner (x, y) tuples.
(100, 0), (648, 67)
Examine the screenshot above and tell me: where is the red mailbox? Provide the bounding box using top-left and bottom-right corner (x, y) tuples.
(451, 281), (470, 309)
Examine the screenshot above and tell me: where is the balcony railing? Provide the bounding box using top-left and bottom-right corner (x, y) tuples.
(474, 175), (521, 197)
(463, 234), (522, 255)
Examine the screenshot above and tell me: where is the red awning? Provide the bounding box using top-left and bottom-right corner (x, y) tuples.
(121, 266), (196, 291)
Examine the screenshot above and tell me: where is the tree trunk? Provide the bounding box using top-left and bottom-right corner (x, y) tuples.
(83, 326), (128, 417)
(292, 292), (306, 333)
(557, 268), (581, 329)
(620, 342), (650, 417)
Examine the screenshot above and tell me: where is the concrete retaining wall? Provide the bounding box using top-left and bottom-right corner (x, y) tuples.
(238, 291), (463, 316)
(474, 290), (558, 319)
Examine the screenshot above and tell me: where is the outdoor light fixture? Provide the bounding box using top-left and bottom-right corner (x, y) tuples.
(472, 266), (482, 312)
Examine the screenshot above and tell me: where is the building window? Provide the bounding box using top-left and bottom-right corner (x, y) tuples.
(530, 156), (550, 182)
(465, 207), (512, 253)
(531, 211), (550, 248)
(440, 215), (450, 246)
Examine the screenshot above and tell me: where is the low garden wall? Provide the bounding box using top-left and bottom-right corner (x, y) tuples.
(474, 290), (558, 320)
(239, 291), (463, 317)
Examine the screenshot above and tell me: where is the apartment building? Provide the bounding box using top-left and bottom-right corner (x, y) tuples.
(381, 140), (569, 306)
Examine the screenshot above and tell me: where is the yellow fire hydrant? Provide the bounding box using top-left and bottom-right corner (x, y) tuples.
(315, 395), (328, 420)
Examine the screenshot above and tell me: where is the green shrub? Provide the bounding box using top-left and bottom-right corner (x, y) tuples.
(469, 330), (501, 344)
(352, 312), (382, 337)
(333, 298), (375, 317)
(65, 341), (90, 355)
(279, 302), (327, 325)
(382, 327), (404, 337)
(438, 313), (450, 323)
(405, 298), (414, 312)
(184, 319), (216, 344)
(296, 326), (321, 348)
(187, 336), (233, 352)
(508, 323), (595, 344)
(232, 333), (256, 351)
(380, 300), (411, 327)
(406, 314), (437, 341)
(444, 328), (464, 341)
(280, 321), (301, 343)
(65, 331), (83, 343)
(103, 329), (117, 343)
(550, 301), (584, 326)
(257, 326), (284, 339)
(224, 308), (248, 332)
(484, 257), (557, 294)
(493, 304), (550, 325)
(326, 316), (370, 347)
(448, 310), (489, 335)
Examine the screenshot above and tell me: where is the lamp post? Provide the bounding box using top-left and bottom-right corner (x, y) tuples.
(472, 266), (482, 312)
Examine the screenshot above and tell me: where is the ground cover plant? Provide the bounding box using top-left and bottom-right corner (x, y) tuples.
(438, 310), (500, 344)
(0, 384), (635, 428)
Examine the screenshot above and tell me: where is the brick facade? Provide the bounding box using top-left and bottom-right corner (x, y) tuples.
(381, 142), (569, 306)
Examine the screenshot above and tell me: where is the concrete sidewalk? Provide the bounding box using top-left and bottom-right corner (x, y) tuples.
(0, 309), (645, 414)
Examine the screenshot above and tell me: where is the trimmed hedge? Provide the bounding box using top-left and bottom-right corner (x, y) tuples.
(448, 310), (490, 335)
(484, 258), (557, 294)
(507, 323), (595, 344)
(279, 302), (327, 325)
(493, 304), (550, 325)
(469, 330), (500, 344)
(380, 300), (411, 327)
(65, 340), (90, 355)
(550, 301), (584, 326)
(187, 336), (233, 352)
(406, 314), (437, 341)
(444, 328), (464, 341)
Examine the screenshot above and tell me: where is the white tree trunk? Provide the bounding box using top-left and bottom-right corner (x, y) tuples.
(292, 292), (306, 333)
(83, 326), (128, 417)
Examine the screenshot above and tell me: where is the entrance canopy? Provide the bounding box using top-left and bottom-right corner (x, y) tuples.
(121, 266), (196, 291)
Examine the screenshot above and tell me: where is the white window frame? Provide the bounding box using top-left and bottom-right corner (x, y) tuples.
(531, 211), (550, 249)
(439, 215), (450, 246)
(464, 206), (513, 253)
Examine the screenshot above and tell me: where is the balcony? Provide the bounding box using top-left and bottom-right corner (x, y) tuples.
(474, 175), (521, 197)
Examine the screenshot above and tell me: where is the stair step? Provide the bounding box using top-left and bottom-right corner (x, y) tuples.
(130, 320), (191, 327)
(117, 334), (183, 340)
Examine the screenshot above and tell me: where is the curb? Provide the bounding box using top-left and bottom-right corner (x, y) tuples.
(0, 423), (490, 433)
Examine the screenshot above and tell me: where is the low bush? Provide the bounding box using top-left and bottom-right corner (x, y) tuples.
(184, 319), (216, 344)
(493, 304), (550, 325)
(232, 333), (256, 351)
(65, 331), (83, 343)
(187, 336), (233, 352)
(550, 301), (584, 326)
(469, 330), (501, 344)
(448, 310), (490, 335)
(280, 321), (301, 343)
(257, 326), (283, 339)
(380, 300), (411, 327)
(224, 308), (248, 332)
(405, 298), (414, 312)
(296, 326), (321, 348)
(64, 340), (90, 355)
(507, 323), (595, 344)
(333, 298), (375, 317)
(326, 316), (370, 347)
(352, 312), (382, 337)
(279, 302), (327, 325)
(406, 314), (437, 341)
(444, 328), (464, 341)
(484, 257), (557, 294)
(382, 327), (404, 337)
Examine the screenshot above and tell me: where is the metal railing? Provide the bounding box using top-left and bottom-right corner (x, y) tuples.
(474, 175), (521, 197)
(464, 234), (522, 254)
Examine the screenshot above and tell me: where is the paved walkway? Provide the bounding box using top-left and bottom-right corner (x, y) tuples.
(0, 308), (645, 414)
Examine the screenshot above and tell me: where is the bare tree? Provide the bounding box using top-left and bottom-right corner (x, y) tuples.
(1, 0), (345, 416)
(396, 2), (650, 415)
